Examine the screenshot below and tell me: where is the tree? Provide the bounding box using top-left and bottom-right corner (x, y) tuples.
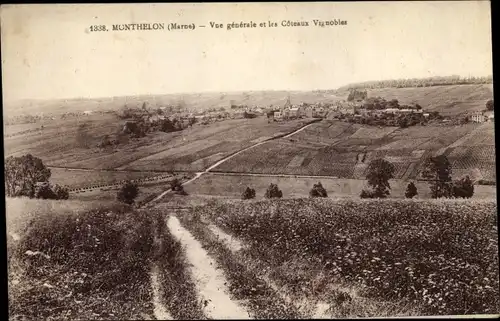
(452, 176), (474, 198)
(486, 99), (494, 111)
(117, 181), (139, 204)
(398, 117), (409, 128)
(5, 154), (52, 198)
(265, 183), (283, 199)
(242, 187), (256, 200)
(365, 158), (395, 198)
(405, 182), (418, 199)
(309, 182), (328, 198)
(170, 178), (187, 195)
(422, 155), (453, 198)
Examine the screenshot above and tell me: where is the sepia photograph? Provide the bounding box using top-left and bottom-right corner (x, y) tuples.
(2, 1), (498, 319)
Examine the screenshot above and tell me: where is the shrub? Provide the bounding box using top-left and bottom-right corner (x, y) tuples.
(117, 181), (139, 204)
(486, 99), (494, 111)
(360, 189), (375, 199)
(265, 183), (283, 199)
(309, 182), (328, 198)
(35, 184), (57, 199)
(452, 176), (474, 198)
(53, 184), (69, 200)
(242, 187), (256, 200)
(170, 178), (187, 195)
(405, 182), (418, 199)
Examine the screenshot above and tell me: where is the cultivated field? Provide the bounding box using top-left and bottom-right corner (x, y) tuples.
(359, 84), (493, 116)
(215, 120), (496, 182)
(48, 168), (168, 189)
(176, 198), (499, 316)
(182, 173), (496, 200)
(4, 115), (315, 173)
(121, 118), (316, 172)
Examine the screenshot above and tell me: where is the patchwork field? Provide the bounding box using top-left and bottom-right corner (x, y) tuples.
(363, 84), (493, 116)
(121, 118), (316, 172)
(214, 120), (495, 182)
(48, 168), (168, 189)
(4, 115), (315, 172)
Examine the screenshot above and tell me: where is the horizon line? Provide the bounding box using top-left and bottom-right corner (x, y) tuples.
(4, 73), (493, 105)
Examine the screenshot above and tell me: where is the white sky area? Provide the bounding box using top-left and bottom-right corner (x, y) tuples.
(1, 1), (493, 102)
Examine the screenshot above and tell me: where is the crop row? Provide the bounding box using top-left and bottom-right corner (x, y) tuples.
(196, 198), (499, 316)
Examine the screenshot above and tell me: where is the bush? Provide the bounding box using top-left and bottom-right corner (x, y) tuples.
(405, 182), (418, 199)
(452, 176), (474, 198)
(309, 182), (328, 198)
(486, 99), (494, 111)
(117, 181), (139, 204)
(360, 189), (375, 199)
(265, 183), (283, 199)
(35, 184), (57, 200)
(170, 178), (187, 195)
(242, 187), (256, 200)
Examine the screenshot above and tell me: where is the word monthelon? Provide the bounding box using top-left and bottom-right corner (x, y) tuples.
(112, 23), (165, 31)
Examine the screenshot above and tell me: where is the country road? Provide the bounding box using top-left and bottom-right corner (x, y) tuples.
(146, 120), (319, 205)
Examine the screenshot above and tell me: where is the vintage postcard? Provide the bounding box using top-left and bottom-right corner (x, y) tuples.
(2, 1), (498, 320)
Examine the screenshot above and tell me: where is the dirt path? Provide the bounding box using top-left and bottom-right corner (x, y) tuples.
(147, 121), (319, 205)
(167, 216), (251, 319)
(150, 265), (174, 320)
(208, 223), (332, 319)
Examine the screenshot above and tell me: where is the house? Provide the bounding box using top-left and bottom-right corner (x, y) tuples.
(274, 111), (283, 120)
(83, 110), (93, 115)
(471, 111), (493, 123)
(288, 107), (299, 118)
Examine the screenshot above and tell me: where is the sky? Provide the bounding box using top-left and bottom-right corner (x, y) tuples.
(1, 1), (493, 102)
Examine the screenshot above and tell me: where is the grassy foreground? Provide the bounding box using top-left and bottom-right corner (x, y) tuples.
(191, 198), (500, 316)
(7, 198), (156, 320)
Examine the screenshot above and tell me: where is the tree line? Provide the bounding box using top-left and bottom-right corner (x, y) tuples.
(337, 75), (493, 92)
(359, 156), (474, 199)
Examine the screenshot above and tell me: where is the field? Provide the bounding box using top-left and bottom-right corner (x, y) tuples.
(215, 120), (496, 182)
(4, 115), (314, 172)
(4, 90), (343, 118)
(362, 84), (493, 116)
(121, 118), (315, 172)
(181, 173), (496, 200)
(180, 198), (499, 316)
(48, 168), (168, 189)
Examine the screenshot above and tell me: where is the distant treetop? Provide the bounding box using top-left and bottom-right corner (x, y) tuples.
(336, 75), (493, 92)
